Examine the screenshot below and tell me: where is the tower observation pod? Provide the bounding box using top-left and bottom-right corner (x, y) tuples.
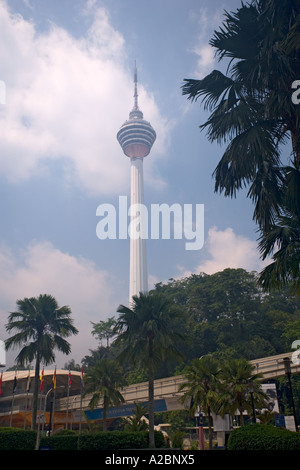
(117, 63), (156, 305)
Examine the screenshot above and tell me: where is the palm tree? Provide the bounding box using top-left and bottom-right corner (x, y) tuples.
(91, 316), (116, 348)
(179, 355), (221, 450)
(182, 0), (300, 291)
(114, 292), (185, 448)
(218, 358), (267, 426)
(123, 402), (149, 432)
(5, 294), (78, 429)
(83, 357), (124, 431)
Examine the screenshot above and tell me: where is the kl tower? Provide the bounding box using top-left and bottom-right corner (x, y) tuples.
(117, 63), (156, 304)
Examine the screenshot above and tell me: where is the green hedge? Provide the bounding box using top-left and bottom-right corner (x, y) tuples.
(0, 427), (37, 450)
(40, 434), (78, 450)
(227, 423), (300, 450)
(152, 430), (166, 448)
(78, 430), (165, 450)
(0, 428), (166, 450)
(40, 430), (166, 450)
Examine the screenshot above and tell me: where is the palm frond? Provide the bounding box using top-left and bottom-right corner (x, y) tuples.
(209, 5), (261, 62)
(182, 71), (235, 110)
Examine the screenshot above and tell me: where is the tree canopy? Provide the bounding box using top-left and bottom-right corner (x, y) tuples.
(152, 268), (300, 367)
(88, 269), (300, 380)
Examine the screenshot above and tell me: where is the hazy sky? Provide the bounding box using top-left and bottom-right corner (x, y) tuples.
(0, 0), (278, 368)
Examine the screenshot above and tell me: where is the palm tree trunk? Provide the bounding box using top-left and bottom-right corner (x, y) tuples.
(207, 408), (213, 451)
(148, 337), (155, 449)
(31, 354), (40, 430)
(103, 395), (107, 431)
(239, 407), (245, 426)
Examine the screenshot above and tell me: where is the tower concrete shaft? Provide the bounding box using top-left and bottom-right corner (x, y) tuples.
(117, 64), (156, 305)
(129, 157), (148, 303)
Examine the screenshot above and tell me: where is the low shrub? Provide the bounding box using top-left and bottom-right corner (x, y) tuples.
(227, 423), (300, 450)
(39, 433), (78, 450)
(0, 427), (37, 450)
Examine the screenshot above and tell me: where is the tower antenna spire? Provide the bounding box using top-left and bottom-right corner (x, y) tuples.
(134, 60), (138, 110)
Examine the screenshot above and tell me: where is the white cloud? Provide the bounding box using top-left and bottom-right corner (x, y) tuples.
(193, 44), (215, 78)
(148, 273), (160, 291)
(190, 6), (225, 78)
(0, 240), (116, 366)
(0, 1), (170, 196)
(177, 226), (269, 278)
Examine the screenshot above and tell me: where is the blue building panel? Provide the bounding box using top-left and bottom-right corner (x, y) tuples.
(84, 398), (167, 421)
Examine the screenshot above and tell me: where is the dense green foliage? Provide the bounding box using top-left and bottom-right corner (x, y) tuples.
(83, 268), (300, 424)
(0, 428), (37, 450)
(153, 269), (300, 369)
(227, 423), (300, 450)
(85, 268), (300, 380)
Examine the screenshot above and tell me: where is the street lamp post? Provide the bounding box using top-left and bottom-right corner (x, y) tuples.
(35, 387), (52, 450)
(43, 387), (53, 433)
(283, 357), (298, 431)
